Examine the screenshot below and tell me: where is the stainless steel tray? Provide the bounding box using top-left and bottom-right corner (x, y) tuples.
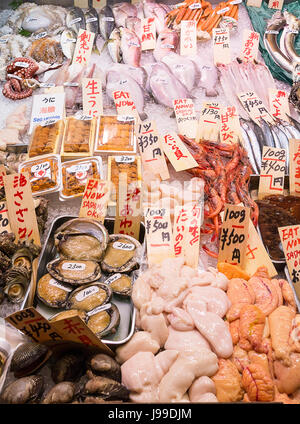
(23, 215), (145, 346)
(284, 266), (300, 313)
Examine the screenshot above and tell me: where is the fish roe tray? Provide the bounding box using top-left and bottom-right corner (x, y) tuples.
(22, 215), (146, 347)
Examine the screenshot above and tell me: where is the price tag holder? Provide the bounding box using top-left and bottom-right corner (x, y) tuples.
(113, 90), (139, 120)
(141, 17), (156, 51)
(72, 29), (95, 67)
(197, 102), (221, 142)
(246, 0), (262, 6)
(278, 225), (300, 301)
(74, 0), (89, 7)
(293, 62), (300, 84)
(220, 106), (241, 144)
(258, 146), (286, 199)
(268, 0), (284, 10)
(218, 204), (250, 268)
(240, 29), (260, 62)
(114, 172), (141, 240)
(269, 88), (290, 122)
(29, 92), (65, 134)
(4, 173), (41, 246)
(144, 206), (174, 266)
(289, 139), (300, 197)
(180, 20), (197, 57)
(137, 120), (170, 181)
(213, 28), (231, 65)
(173, 204), (202, 268)
(79, 178), (110, 223)
(173, 98), (197, 139)
(238, 91), (273, 126)
(82, 78), (103, 117)
(162, 131), (198, 172)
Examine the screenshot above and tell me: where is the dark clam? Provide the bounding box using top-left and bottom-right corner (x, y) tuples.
(10, 342), (52, 378)
(51, 352), (85, 384)
(101, 234), (142, 274)
(1, 375), (44, 404)
(67, 282), (112, 312)
(54, 218), (109, 261)
(87, 353), (121, 382)
(47, 258), (102, 286)
(82, 376), (129, 401)
(87, 303), (120, 338)
(37, 273), (73, 308)
(42, 382), (77, 404)
(104, 273), (132, 297)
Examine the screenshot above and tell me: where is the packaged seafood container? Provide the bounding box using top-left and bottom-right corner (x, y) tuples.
(107, 155), (142, 206)
(28, 120), (64, 158)
(60, 157), (104, 201)
(94, 115), (137, 155)
(22, 216), (145, 346)
(18, 154), (62, 197)
(284, 266), (300, 313)
(61, 116), (96, 160)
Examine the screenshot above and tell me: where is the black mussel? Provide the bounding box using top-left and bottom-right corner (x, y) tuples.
(10, 342), (52, 378)
(1, 375), (44, 404)
(42, 382), (77, 404)
(87, 353), (121, 382)
(52, 352), (85, 384)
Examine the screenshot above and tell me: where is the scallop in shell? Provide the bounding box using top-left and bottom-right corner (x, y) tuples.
(87, 303), (120, 338)
(1, 375), (44, 404)
(54, 218), (109, 262)
(49, 309), (87, 323)
(47, 259), (101, 286)
(67, 282), (112, 312)
(101, 234), (142, 274)
(104, 273), (132, 297)
(37, 273), (73, 308)
(10, 342), (52, 378)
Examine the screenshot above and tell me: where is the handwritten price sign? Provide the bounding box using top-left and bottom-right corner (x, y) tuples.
(213, 28), (231, 65)
(79, 178), (110, 223)
(180, 20), (197, 57)
(279, 225), (300, 301)
(289, 139), (300, 197)
(162, 132), (198, 172)
(72, 29), (95, 67)
(268, 0), (284, 10)
(141, 17), (156, 50)
(238, 91), (273, 126)
(240, 30), (260, 62)
(218, 204), (250, 268)
(220, 106), (241, 144)
(82, 78), (103, 117)
(198, 102), (221, 142)
(269, 88), (290, 122)
(173, 98), (197, 139)
(258, 146), (286, 199)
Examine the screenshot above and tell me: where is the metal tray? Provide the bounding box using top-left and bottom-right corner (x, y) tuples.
(23, 215), (145, 346)
(284, 266), (300, 313)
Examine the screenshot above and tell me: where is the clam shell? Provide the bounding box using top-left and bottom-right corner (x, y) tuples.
(47, 259), (102, 286)
(37, 273), (73, 308)
(54, 218), (109, 262)
(87, 353), (121, 382)
(67, 282), (112, 312)
(104, 273), (132, 297)
(1, 375), (44, 404)
(87, 303), (120, 338)
(42, 382), (76, 404)
(51, 352), (85, 384)
(10, 343), (51, 378)
(82, 375), (129, 401)
(101, 234), (142, 274)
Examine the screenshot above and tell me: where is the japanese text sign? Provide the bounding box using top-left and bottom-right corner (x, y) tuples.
(137, 120), (170, 180)
(4, 173), (40, 246)
(162, 131), (198, 172)
(0, 165), (6, 190)
(141, 17), (156, 50)
(173, 98), (197, 139)
(293, 63), (300, 84)
(278, 225), (300, 301)
(0, 202), (11, 235)
(114, 172), (141, 240)
(240, 29), (260, 62)
(258, 146), (286, 199)
(92, 0), (106, 9)
(269, 88), (290, 122)
(74, 0), (89, 7)
(198, 102), (221, 142)
(268, 0), (284, 10)
(113, 89), (139, 119)
(73, 29), (95, 67)
(238, 91), (273, 125)
(246, 0), (262, 7)
(220, 106), (241, 144)
(218, 204), (250, 268)
(79, 178), (110, 223)
(173, 204), (202, 268)
(144, 206), (174, 266)
(83, 78), (103, 117)
(180, 20), (197, 57)
(289, 139), (300, 197)
(213, 28), (231, 65)
(29, 92), (65, 134)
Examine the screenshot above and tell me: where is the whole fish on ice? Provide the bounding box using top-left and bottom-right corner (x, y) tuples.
(143, 1), (170, 34)
(120, 27), (141, 67)
(153, 28), (179, 61)
(112, 2), (137, 28)
(99, 5), (115, 40)
(161, 52), (198, 92)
